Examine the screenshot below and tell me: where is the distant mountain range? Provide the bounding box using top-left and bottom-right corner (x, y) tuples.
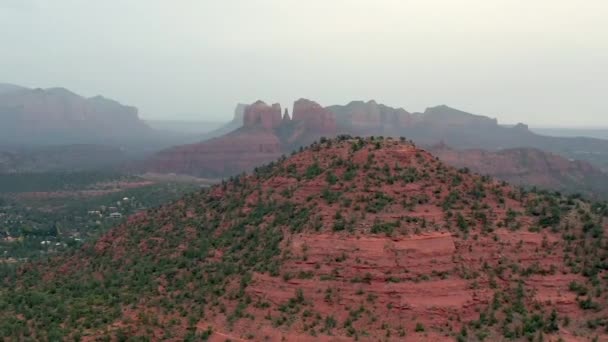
(0, 84), (151, 145)
(3, 83), (608, 197)
(532, 127), (608, 140)
(142, 99), (608, 197)
(0, 84), (205, 152)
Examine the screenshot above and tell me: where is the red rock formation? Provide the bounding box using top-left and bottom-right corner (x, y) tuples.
(430, 144), (608, 198)
(144, 99), (340, 177)
(0, 86), (151, 144)
(145, 128), (282, 177)
(243, 100), (282, 130)
(327, 100), (413, 135)
(282, 108), (291, 122)
(292, 98), (337, 134)
(0, 87), (145, 131)
(418, 105), (499, 127)
(349, 100), (383, 127)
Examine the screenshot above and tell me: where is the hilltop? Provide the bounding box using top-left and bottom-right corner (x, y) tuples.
(1, 137), (607, 341)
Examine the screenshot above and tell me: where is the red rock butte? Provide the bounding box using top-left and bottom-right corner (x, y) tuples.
(144, 98), (340, 177)
(243, 100), (283, 130)
(292, 98), (337, 134)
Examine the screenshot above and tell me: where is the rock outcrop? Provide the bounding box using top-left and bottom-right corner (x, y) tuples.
(233, 103), (248, 124)
(243, 101), (282, 130)
(145, 99), (338, 176)
(417, 105), (499, 127)
(291, 98), (337, 134)
(328, 100), (412, 135)
(145, 98), (608, 197)
(282, 108), (290, 121)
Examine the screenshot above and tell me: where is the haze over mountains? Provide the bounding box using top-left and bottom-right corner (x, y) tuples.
(0, 83), (200, 150)
(3, 82), (608, 198)
(0, 84), (214, 173)
(0, 84), (148, 144)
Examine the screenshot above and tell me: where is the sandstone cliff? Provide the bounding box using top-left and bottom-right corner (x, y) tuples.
(0, 86), (151, 144)
(145, 99), (338, 176)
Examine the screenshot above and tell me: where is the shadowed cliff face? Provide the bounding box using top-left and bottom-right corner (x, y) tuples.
(243, 101), (283, 130)
(328, 100), (412, 135)
(0, 86), (152, 145)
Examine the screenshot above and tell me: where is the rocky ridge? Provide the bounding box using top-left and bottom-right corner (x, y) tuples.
(430, 144), (608, 199)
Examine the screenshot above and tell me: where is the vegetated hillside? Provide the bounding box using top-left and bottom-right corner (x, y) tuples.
(2, 137), (607, 341)
(430, 144), (608, 200)
(0, 173), (201, 261)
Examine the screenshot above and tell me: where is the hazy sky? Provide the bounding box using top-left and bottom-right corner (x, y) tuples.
(1, 0), (607, 127)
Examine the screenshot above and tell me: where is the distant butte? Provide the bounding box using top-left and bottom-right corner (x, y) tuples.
(143, 98), (608, 198)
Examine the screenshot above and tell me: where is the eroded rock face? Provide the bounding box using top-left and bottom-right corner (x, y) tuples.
(292, 98), (337, 134)
(144, 99), (340, 176)
(419, 105), (499, 127)
(328, 100), (412, 135)
(243, 100), (282, 130)
(0, 87), (145, 131)
(0, 86), (150, 144)
(233, 103), (248, 124)
(282, 108), (290, 122)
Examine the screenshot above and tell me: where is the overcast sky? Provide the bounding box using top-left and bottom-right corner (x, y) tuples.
(1, 0), (607, 127)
